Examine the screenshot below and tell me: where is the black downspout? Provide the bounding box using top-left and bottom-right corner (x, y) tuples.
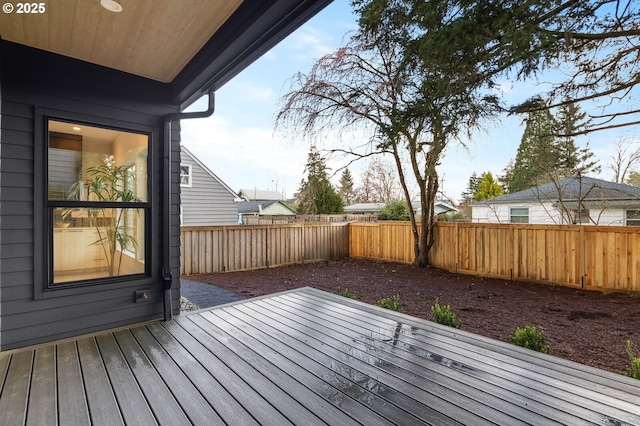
(162, 91), (215, 321)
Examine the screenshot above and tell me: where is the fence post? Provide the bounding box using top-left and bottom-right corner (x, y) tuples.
(579, 226), (585, 289)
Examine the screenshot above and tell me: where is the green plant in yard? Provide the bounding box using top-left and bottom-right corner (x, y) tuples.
(510, 326), (550, 354)
(376, 295), (400, 311)
(339, 288), (354, 299)
(431, 299), (461, 329)
(621, 340), (640, 379)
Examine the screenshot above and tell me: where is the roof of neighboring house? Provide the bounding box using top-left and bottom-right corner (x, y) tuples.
(0, 1), (331, 108)
(181, 146), (241, 201)
(473, 175), (640, 208)
(238, 200), (296, 214)
(239, 189), (284, 201)
(344, 203), (385, 213)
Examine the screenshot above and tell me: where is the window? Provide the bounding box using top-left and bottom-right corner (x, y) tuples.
(571, 208), (591, 224)
(510, 207), (529, 224)
(626, 209), (640, 226)
(48, 120), (149, 285)
(180, 164), (192, 187)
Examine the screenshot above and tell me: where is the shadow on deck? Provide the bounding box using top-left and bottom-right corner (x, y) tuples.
(1, 287), (639, 425)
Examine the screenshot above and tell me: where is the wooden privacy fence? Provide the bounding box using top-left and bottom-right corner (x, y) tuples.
(181, 223), (349, 274)
(350, 222), (640, 293)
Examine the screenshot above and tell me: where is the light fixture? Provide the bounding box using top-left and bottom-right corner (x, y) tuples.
(72, 126), (82, 132)
(100, 0), (122, 13)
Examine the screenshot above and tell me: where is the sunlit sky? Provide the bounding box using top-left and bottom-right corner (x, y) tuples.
(181, 1), (639, 203)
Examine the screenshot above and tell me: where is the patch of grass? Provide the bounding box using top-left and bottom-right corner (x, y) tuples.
(621, 340), (640, 380)
(626, 292), (640, 299)
(510, 326), (550, 354)
(376, 295), (400, 311)
(339, 288), (354, 299)
(431, 299), (461, 329)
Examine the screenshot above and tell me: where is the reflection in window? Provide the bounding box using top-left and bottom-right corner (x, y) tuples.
(626, 209), (640, 226)
(48, 120), (148, 284)
(510, 207), (529, 224)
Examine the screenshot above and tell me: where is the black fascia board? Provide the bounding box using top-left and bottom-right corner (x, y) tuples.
(169, 0), (333, 108)
(1, 40), (175, 113)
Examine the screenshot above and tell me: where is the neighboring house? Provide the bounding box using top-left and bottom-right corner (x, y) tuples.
(471, 175), (640, 225)
(344, 201), (457, 216)
(239, 200), (297, 216)
(180, 146), (241, 226)
(239, 188), (284, 201)
(0, 1), (330, 351)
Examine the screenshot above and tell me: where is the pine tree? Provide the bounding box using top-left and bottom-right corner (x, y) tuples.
(473, 172), (503, 201)
(509, 103), (597, 193)
(297, 145), (344, 214)
(338, 168), (357, 206)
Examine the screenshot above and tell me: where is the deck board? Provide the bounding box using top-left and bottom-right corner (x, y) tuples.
(26, 346), (57, 426)
(1, 287), (639, 425)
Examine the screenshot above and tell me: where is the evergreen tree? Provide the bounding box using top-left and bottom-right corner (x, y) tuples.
(473, 172), (503, 201)
(297, 145), (344, 214)
(509, 103), (596, 193)
(378, 200), (411, 221)
(460, 172), (479, 203)
(338, 168), (357, 206)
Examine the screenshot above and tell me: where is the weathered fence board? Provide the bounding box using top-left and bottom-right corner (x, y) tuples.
(181, 224), (349, 274)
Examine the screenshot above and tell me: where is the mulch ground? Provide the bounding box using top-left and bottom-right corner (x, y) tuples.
(188, 258), (640, 374)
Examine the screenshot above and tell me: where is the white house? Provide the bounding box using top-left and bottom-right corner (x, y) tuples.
(471, 175), (640, 225)
(180, 146), (242, 226)
(238, 188), (284, 201)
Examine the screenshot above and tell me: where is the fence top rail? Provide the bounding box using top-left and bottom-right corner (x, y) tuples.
(435, 222), (639, 232)
(181, 223), (349, 232)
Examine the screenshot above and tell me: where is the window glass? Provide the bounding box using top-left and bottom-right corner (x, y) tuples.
(626, 209), (640, 226)
(48, 120), (148, 284)
(180, 164), (192, 186)
(510, 207), (529, 224)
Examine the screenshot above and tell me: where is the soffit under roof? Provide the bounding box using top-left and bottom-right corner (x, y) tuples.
(0, 0), (242, 83)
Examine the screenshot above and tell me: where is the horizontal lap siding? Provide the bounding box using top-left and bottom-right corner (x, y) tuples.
(0, 89), (176, 350)
(180, 154), (238, 226)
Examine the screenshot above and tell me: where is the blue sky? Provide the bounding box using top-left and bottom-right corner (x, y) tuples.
(181, 1), (639, 203)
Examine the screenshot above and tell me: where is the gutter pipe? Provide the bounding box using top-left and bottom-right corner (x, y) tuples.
(162, 91), (215, 321)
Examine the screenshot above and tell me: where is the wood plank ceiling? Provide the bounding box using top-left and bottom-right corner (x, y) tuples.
(0, 0), (243, 83)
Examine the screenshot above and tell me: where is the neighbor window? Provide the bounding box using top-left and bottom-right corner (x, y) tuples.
(626, 209), (640, 226)
(180, 164), (192, 187)
(510, 207), (529, 224)
(48, 120), (149, 285)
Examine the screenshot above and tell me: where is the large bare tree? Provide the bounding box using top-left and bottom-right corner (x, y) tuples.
(276, 34), (497, 266)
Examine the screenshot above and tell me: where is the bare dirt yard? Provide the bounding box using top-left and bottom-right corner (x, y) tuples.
(189, 258), (640, 374)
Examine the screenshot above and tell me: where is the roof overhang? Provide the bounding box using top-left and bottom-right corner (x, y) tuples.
(0, 0), (332, 107)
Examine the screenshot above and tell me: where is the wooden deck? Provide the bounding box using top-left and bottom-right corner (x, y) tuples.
(1, 287), (639, 425)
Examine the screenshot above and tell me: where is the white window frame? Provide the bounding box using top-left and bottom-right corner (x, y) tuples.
(509, 207), (529, 224)
(626, 209), (640, 226)
(180, 164), (192, 187)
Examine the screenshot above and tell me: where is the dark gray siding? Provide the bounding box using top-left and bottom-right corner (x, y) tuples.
(181, 150), (239, 226)
(0, 71), (181, 351)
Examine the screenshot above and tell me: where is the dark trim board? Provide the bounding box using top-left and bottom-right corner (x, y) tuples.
(0, 287), (638, 425)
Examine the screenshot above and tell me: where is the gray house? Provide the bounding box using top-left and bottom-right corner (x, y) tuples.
(180, 146), (241, 226)
(472, 175), (640, 225)
(0, 0), (330, 351)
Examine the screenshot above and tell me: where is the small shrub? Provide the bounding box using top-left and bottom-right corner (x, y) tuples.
(339, 288), (354, 299)
(510, 326), (550, 354)
(376, 294), (400, 311)
(621, 340), (640, 379)
(431, 299), (461, 329)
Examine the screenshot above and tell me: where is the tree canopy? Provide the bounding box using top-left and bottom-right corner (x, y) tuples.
(296, 145), (344, 214)
(474, 172), (504, 201)
(354, 0), (640, 135)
